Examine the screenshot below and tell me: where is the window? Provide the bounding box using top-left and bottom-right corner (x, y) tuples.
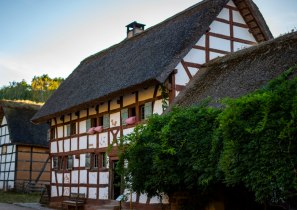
(86, 118), (97, 130)
(102, 114), (110, 129)
(67, 122), (76, 136)
(98, 116), (104, 126)
(67, 155), (73, 170)
(100, 152), (107, 168)
(58, 157), (64, 170)
(128, 107), (136, 117)
(85, 153), (91, 169)
(86, 153), (99, 169)
(139, 102), (152, 121)
(50, 128), (55, 140)
(121, 107), (136, 126)
(53, 156), (58, 170)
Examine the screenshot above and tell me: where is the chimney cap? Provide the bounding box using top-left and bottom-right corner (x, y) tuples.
(126, 21), (146, 31)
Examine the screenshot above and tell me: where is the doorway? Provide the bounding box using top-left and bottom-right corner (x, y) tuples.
(111, 160), (122, 199)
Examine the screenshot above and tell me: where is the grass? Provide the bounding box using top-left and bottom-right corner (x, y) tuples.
(0, 190), (40, 203)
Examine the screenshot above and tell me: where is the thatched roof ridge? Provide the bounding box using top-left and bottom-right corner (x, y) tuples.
(32, 0), (272, 123)
(0, 100), (49, 147)
(170, 32), (297, 108)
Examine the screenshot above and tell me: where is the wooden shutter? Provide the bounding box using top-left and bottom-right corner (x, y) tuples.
(86, 119), (91, 130)
(66, 124), (71, 136)
(67, 155), (73, 170)
(144, 102), (152, 119)
(121, 108), (128, 126)
(103, 114), (110, 129)
(85, 153), (91, 169)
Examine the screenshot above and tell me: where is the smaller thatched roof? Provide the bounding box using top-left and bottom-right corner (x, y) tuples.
(0, 100), (49, 148)
(171, 32), (297, 108)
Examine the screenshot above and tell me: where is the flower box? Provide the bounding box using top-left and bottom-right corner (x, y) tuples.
(94, 126), (103, 133)
(87, 127), (95, 135)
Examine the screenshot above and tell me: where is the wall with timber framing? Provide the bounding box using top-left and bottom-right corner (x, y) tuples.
(49, 84), (165, 205)
(15, 145), (50, 191)
(174, 0), (257, 96)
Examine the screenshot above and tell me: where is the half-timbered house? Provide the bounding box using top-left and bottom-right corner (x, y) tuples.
(0, 100), (50, 192)
(31, 0), (272, 209)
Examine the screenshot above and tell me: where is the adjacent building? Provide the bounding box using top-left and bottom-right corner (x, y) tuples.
(0, 100), (50, 191)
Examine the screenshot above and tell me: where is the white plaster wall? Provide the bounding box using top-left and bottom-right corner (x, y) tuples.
(57, 126), (63, 138)
(209, 52), (225, 60)
(64, 139), (70, 152)
(99, 132), (108, 148)
(1, 116), (7, 125)
(139, 86), (154, 102)
(58, 186), (62, 196)
(79, 120), (86, 134)
(110, 98), (120, 110)
(123, 93), (136, 107)
(183, 48), (206, 64)
(233, 26), (256, 41)
(153, 100), (163, 115)
(79, 136), (87, 150)
(88, 187), (97, 199)
(99, 187), (109, 200)
(234, 42), (253, 51)
(71, 187), (78, 193)
(80, 154), (86, 167)
(89, 172), (97, 184)
(71, 170), (78, 184)
(89, 107), (96, 115)
(58, 140), (63, 152)
(64, 173), (70, 184)
(188, 67), (199, 76)
(210, 20), (230, 36)
(64, 187), (70, 196)
(233, 10), (246, 24)
(175, 63), (190, 86)
(79, 170), (87, 184)
(139, 193), (148, 204)
(209, 36), (230, 52)
(227, 0), (236, 7)
(110, 112), (120, 128)
(51, 171), (56, 183)
(57, 173), (63, 184)
(71, 138), (78, 151)
(79, 187), (87, 195)
(51, 186), (57, 197)
(88, 135), (96, 149)
(150, 196), (161, 204)
(123, 128), (134, 136)
(217, 8), (229, 20)
(99, 103), (108, 113)
(110, 131), (120, 146)
(196, 34), (206, 47)
(7, 145), (13, 153)
(99, 172), (109, 184)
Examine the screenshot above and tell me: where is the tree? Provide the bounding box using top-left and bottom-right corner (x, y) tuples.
(219, 66), (297, 207)
(119, 104), (221, 199)
(0, 80), (32, 100)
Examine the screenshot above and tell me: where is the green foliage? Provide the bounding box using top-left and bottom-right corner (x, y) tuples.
(119, 105), (221, 197)
(219, 66), (297, 204)
(0, 74), (64, 102)
(117, 66), (297, 207)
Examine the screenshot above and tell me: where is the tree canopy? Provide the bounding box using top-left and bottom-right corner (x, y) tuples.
(118, 66), (297, 209)
(0, 74), (64, 102)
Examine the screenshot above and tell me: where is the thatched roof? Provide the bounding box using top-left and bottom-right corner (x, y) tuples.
(32, 0), (272, 123)
(170, 32), (297, 108)
(0, 100), (49, 147)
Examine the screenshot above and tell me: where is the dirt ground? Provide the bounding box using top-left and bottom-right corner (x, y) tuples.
(0, 203), (54, 210)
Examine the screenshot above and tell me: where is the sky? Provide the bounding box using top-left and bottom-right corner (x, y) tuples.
(0, 0), (297, 87)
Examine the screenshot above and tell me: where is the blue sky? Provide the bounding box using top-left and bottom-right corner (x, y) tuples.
(0, 0), (297, 87)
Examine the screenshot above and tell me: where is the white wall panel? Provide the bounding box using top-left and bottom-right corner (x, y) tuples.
(99, 132), (108, 148)
(88, 135), (96, 149)
(79, 120), (86, 134)
(183, 49), (206, 64)
(153, 100), (163, 115)
(51, 186), (57, 197)
(80, 154), (86, 167)
(209, 36), (230, 52)
(110, 112), (121, 128)
(58, 140), (63, 152)
(89, 172), (97, 184)
(79, 136), (87, 150)
(210, 21), (230, 36)
(71, 170), (78, 184)
(79, 187), (87, 195)
(57, 173), (63, 184)
(71, 138), (78, 151)
(227, 0), (236, 7)
(88, 187), (97, 199)
(150, 196), (161, 204)
(71, 187), (78, 193)
(209, 52), (225, 60)
(139, 193), (148, 204)
(99, 187), (109, 200)
(99, 172), (109, 184)
(234, 42), (253, 51)
(175, 63), (190, 86)
(57, 126), (63, 138)
(79, 170), (87, 184)
(217, 8), (229, 20)
(233, 10), (246, 24)
(51, 172), (56, 183)
(51, 142), (57, 153)
(64, 139), (70, 152)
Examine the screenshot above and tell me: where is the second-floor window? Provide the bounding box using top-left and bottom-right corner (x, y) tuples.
(67, 122), (76, 136)
(67, 155), (73, 170)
